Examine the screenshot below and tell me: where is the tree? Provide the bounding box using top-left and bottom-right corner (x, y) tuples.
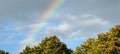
(20, 35), (73, 54)
(0, 50), (9, 54)
(74, 25), (120, 54)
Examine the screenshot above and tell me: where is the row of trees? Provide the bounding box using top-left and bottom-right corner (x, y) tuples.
(1, 25), (120, 54)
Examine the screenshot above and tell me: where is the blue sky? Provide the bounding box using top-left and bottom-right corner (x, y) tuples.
(0, 0), (120, 54)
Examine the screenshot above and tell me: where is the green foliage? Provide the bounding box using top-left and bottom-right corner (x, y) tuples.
(20, 35), (73, 54)
(0, 50), (9, 54)
(74, 25), (120, 54)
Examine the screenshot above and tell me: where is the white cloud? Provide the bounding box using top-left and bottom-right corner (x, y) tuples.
(57, 23), (70, 31)
(0, 40), (12, 44)
(16, 23), (47, 32)
(45, 23), (70, 33)
(79, 17), (109, 26)
(68, 31), (81, 39)
(45, 14), (109, 38)
(66, 14), (77, 21)
(0, 33), (16, 44)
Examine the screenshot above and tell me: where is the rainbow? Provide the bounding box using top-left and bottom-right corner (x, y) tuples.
(23, 0), (67, 46)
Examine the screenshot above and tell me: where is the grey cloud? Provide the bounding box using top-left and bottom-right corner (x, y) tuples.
(63, 0), (120, 13)
(0, 25), (9, 31)
(0, 0), (54, 24)
(61, 0), (120, 24)
(1, 0), (119, 25)
(0, 0), (54, 15)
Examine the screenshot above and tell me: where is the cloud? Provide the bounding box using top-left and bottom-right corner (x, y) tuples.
(79, 15), (109, 26)
(61, 0), (120, 25)
(0, 0), (55, 25)
(37, 14), (109, 40)
(45, 23), (70, 33)
(0, 33), (15, 44)
(0, 26), (9, 30)
(57, 23), (70, 31)
(15, 24), (40, 32)
(1, 0), (120, 53)
(0, 24), (29, 44)
(18, 22), (70, 45)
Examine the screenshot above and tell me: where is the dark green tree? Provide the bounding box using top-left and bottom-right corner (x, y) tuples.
(0, 50), (9, 54)
(20, 35), (73, 54)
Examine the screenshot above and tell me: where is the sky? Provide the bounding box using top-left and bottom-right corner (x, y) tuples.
(0, 0), (120, 54)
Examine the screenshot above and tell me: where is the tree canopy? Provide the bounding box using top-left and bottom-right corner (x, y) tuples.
(20, 36), (73, 54)
(73, 25), (120, 54)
